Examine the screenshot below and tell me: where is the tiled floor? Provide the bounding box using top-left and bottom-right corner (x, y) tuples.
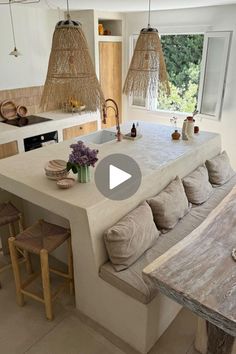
(0, 254), (199, 354)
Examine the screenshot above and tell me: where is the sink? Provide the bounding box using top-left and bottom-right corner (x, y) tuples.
(79, 130), (116, 145)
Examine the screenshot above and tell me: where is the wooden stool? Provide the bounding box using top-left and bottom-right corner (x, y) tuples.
(8, 219), (74, 320)
(0, 202), (32, 289)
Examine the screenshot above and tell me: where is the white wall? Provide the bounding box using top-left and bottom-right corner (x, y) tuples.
(124, 5), (236, 168)
(0, 5), (60, 90)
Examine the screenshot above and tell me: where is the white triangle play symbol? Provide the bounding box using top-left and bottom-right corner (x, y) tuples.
(109, 164), (132, 190)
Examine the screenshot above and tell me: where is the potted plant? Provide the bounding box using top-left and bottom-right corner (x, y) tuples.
(67, 141), (99, 183)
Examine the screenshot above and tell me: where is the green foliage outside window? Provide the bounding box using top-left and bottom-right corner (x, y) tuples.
(158, 34), (204, 113)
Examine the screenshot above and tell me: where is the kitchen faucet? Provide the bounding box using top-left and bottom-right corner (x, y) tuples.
(102, 98), (122, 142)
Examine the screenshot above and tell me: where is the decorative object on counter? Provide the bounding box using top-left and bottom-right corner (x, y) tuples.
(98, 23), (104, 35)
(170, 116), (180, 140)
(136, 122), (141, 135)
(186, 116), (194, 138)
(57, 177), (75, 189)
(232, 248), (236, 262)
(0, 100), (17, 120)
(182, 120), (189, 141)
(123, 0), (169, 100)
(192, 109), (200, 134)
(40, 0), (105, 112)
(16, 105), (27, 117)
(172, 130), (181, 140)
(131, 123), (137, 138)
(8, 0), (21, 57)
(67, 141), (99, 183)
(44, 159), (69, 180)
(62, 98), (86, 113)
(102, 98), (122, 142)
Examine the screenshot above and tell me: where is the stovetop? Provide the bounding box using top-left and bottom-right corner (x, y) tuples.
(1, 115), (52, 127)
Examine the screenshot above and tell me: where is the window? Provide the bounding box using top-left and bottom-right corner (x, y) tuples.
(129, 31), (232, 120)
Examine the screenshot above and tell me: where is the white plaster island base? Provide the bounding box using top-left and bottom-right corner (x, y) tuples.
(0, 122), (221, 354)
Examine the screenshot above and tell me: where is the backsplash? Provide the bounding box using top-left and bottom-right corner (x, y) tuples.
(0, 86), (44, 116)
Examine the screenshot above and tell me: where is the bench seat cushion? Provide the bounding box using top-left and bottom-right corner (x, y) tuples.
(99, 174), (236, 304)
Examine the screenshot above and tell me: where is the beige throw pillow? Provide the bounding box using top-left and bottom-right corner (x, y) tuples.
(183, 165), (213, 205)
(104, 202), (159, 271)
(148, 176), (191, 232)
(206, 151), (235, 186)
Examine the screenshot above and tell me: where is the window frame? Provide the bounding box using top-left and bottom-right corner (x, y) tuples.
(197, 31), (232, 121)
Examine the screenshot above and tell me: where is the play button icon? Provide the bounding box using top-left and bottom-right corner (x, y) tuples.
(109, 165), (132, 190)
(95, 154), (142, 200)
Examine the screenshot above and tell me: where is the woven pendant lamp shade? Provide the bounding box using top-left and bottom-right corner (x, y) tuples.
(123, 28), (170, 99)
(41, 19), (105, 112)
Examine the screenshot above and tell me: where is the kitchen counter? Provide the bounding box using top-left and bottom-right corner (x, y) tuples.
(0, 110), (100, 151)
(0, 122), (221, 352)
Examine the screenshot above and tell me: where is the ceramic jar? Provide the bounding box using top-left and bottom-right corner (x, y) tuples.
(186, 117), (194, 138)
(172, 130), (181, 140)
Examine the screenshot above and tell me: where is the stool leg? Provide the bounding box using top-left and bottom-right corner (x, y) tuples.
(18, 215), (24, 233)
(24, 251), (33, 275)
(67, 238), (74, 295)
(8, 237), (24, 306)
(40, 249), (53, 321)
(9, 222), (16, 236)
(18, 217), (33, 275)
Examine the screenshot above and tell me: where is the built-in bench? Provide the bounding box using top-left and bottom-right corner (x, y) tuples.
(100, 174), (236, 304)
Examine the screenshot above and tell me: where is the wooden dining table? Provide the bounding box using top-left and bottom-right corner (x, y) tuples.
(143, 187), (236, 354)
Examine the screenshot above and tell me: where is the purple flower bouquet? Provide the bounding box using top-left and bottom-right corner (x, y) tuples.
(67, 141), (99, 182)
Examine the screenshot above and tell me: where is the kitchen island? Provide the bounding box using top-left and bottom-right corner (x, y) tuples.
(0, 122), (221, 353)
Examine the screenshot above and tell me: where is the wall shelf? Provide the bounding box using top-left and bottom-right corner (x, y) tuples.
(98, 35), (122, 42)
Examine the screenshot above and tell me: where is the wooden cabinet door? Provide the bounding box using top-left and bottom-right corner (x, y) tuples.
(63, 121), (97, 140)
(99, 42), (122, 129)
(0, 141), (18, 159)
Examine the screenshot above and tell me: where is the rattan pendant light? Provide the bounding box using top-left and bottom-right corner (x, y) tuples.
(41, 0), (104, 112)
(123, 0), (170, 99)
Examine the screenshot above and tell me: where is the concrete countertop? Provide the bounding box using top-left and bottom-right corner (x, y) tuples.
(0, 121), (220, 212)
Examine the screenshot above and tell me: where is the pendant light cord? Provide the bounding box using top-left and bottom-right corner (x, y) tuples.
(9, 0), (16, 48)
(66, 0), (70, 20)
(148, 0), (151, 27)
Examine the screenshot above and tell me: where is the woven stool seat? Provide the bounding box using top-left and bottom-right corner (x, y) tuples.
(0, 202), (21, 227)
(14, 220), (70, 255)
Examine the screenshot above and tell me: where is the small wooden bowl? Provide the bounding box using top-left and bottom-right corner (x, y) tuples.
(16, 105), (28, 117)
(57, 178), (75, 189)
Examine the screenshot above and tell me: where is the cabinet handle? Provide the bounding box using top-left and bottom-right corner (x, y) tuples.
(80, 126), (83, 130)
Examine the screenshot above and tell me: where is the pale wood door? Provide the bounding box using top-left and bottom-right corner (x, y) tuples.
(99, 42), (122, 129)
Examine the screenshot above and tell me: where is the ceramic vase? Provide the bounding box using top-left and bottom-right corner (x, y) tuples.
(78, 166), (91, 183)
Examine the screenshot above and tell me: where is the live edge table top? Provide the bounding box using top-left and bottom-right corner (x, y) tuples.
(143, 187), (236, 338)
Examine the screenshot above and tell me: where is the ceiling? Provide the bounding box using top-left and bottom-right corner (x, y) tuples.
(0, 0), (236, 11)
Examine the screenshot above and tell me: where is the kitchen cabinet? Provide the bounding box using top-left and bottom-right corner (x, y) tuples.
(63, 121), (98, 141)
(0, 141), (18, 159)
(99, 42), (122, 129)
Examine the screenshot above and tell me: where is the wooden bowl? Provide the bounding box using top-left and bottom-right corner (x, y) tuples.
(16, 105), (28, 117)
(0, 100), (17, 120)
(57, 178), (75, 189)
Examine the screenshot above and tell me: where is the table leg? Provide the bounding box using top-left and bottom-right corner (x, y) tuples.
(195, 318), (236, 354)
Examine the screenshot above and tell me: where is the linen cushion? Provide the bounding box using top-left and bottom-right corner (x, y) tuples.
(182, 165), (213, 204)
(206, 151), (235, 186)
(148, 176), (191, 232)
(104, 202), (159, 272)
